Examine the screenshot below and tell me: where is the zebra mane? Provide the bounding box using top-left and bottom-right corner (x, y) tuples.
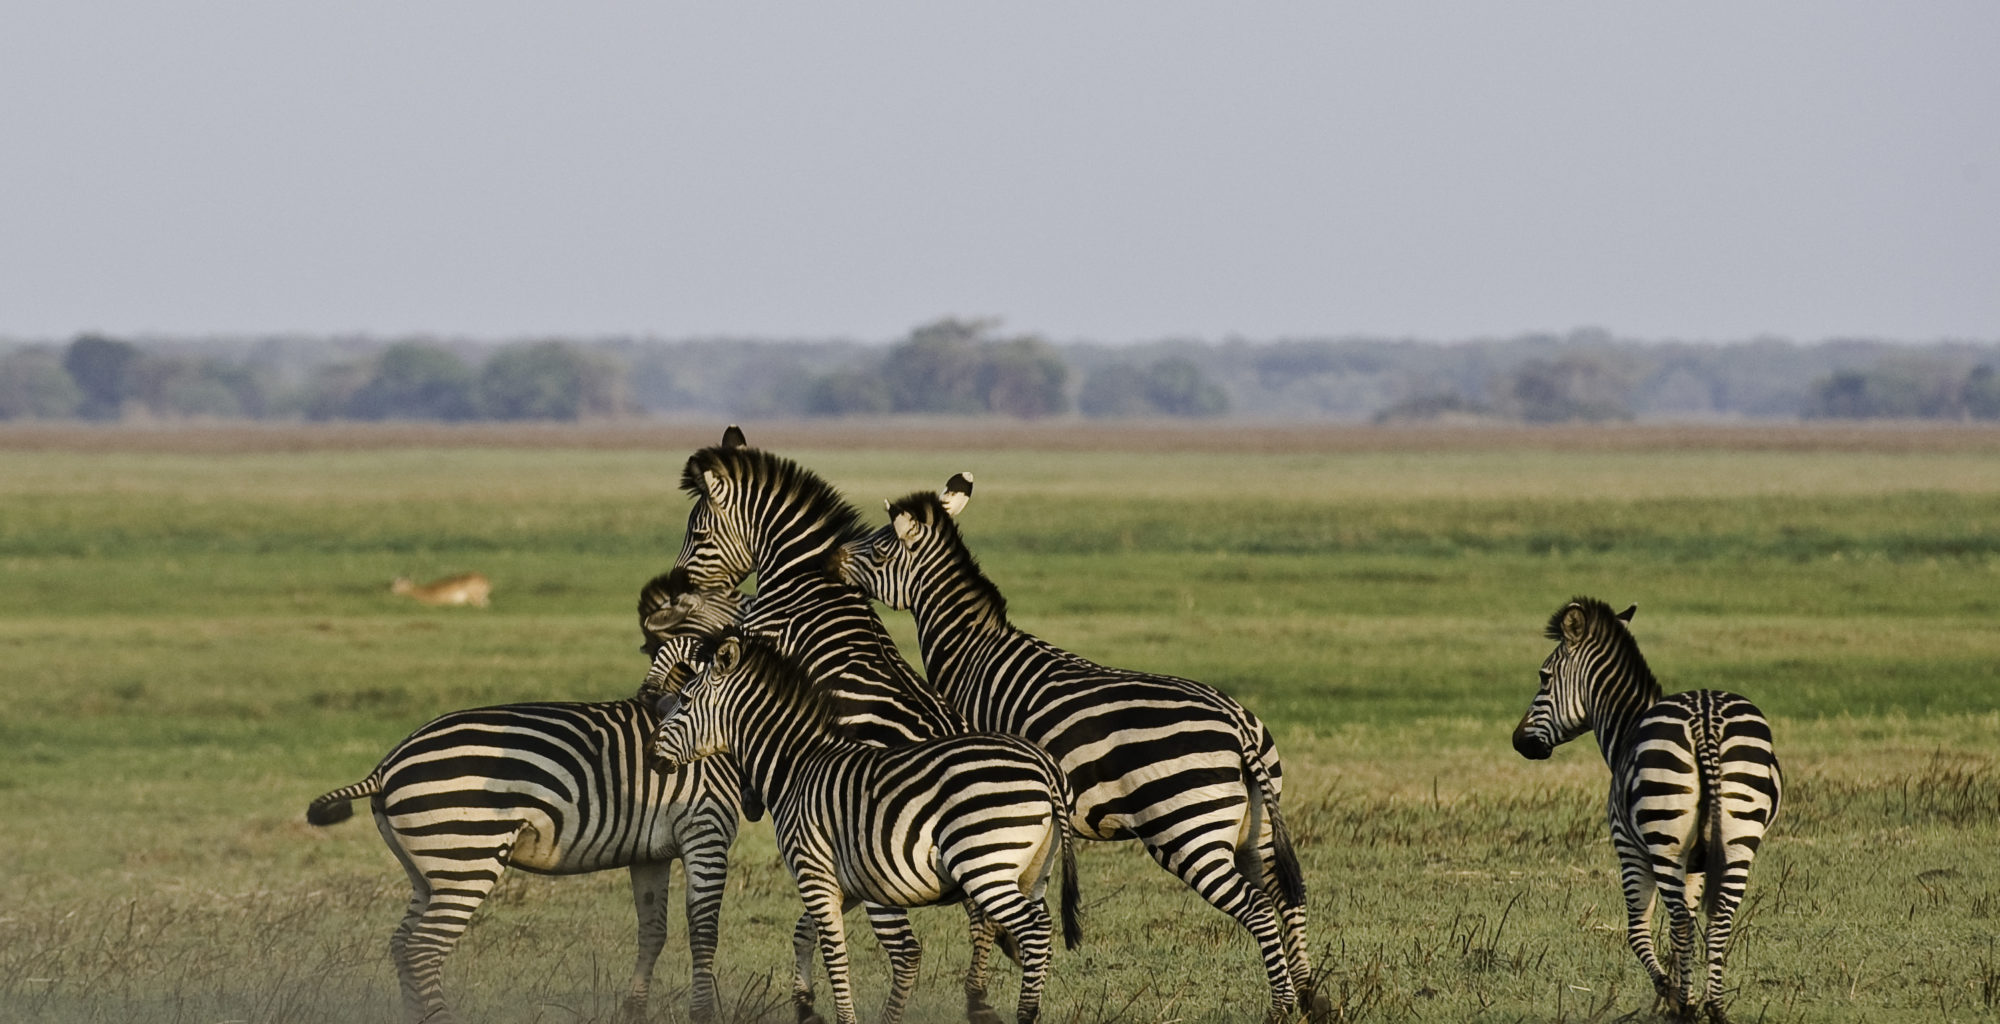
(681, 445), (872, 549)
(1546, 596), (1651, 678)
(884, 490), (1009, 622)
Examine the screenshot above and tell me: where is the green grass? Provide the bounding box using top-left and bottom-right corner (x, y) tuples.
(2, 437), (1997, 1023)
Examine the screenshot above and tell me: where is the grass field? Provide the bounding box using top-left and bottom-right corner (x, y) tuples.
(2, 421), (1996, 1023)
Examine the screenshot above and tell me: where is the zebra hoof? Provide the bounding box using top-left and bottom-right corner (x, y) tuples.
(966, 1003), (1004, 1024)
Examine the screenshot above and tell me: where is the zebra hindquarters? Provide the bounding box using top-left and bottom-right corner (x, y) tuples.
(1694, 694), (1782, 1019)
(374, 806), (528, 1024)
(1618, 709), (1705, 1006)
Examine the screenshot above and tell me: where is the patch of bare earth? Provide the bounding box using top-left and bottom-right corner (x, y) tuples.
(4, 418), (1999, 455)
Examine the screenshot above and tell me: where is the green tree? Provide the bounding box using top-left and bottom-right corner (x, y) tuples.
(62, 334), (142, 420)
(346, 342), (478, 420)
(979, 337), (1069, 418)
(1141, 357), (1227, 417)
(883, 318), (989, 414)
(477, 341), (624, 421)
(805, 368), (893, 416)
(879, 318), (1069, 418)
(1079, 358), (1227, 418)
(0, 348), (83, 419)
(1507, 356), (1632, 422)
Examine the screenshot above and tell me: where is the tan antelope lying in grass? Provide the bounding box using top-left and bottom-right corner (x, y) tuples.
(389, 571), (491, 607)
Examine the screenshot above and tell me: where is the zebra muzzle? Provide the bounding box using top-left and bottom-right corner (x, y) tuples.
(1511, 726), (1553, 760)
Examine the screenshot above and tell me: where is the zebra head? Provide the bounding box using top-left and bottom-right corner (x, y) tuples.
(1512, 598), (1637, 760)
(834, 472), (974, 610)
(637, 565), (747, 659)
(648, 633), (741, 774)
(676, 432), (868, 592)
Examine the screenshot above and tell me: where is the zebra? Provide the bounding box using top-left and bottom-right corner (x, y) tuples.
(305, 571), (748, 1024)
(830, 472), (1326, 1022)
(648, 629), (1082, 1024)
(676, 429), (1042, 1023)
(1511, 597), (1782, 1022)
(675, 428), (967, 747)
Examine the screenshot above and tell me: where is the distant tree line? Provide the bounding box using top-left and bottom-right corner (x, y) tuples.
(4, 323), (1998, 424)
(1802, 363), (2000, 420)
(0, 335), (625, 422)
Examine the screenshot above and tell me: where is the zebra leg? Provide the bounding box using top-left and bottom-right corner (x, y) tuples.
(791, 911), (828, 1024)
(620, 860), (674, 1024)
(864, 904), (922, 1024)
(378, 817), (518, 1024)
(1146, 838), (1298, 1020)
(1661, 887), (1700, 1015)
(1612, 844), (1669, 1003)
(962, 905), (1003, 1024)
(960, 885), (1054, 1024)
(681, 829), (734, 1024)
(798, 881), (862, 1024)
(1258, 835), (1324, 1021)
(1701, 892), (1743, 1024)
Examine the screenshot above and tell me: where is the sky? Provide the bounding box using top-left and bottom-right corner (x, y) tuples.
(2, 3), (1996, 344)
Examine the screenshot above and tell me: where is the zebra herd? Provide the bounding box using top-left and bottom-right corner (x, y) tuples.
(308, 427), (1782, 1024)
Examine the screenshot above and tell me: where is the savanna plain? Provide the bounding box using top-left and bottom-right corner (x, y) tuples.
(2, 422), (1997, 1024)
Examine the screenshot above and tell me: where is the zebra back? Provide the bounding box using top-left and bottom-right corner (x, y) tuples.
(840, 488), (1303, 892)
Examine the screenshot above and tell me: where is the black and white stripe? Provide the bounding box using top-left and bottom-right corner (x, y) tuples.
(1512, 597), (1782, 1021)
(649, 631), (1081, 1024)
(675, 433), (966, 748)
(674, 432), (1032, 1021)
(832, 476), (1323, 1020)
(305, 573), (747, 1024)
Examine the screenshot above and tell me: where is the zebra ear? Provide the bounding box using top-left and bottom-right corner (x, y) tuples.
(1617, 604), (1637, 623)
(1560, 605), (1589, 643)
(892, 510), (924, 550)
(721, 425), (747, 449)
(643, 606), (685, 635)
(939, 472), (973, 517)
(713, 635), (741, 675)
(701, 469), (728, 507)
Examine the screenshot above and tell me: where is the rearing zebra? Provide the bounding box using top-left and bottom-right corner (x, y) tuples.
(832, 474), (1325, 1022)
(1511, 597), (1782, 1023)
(304, 572), (748, 1024)
(649, 630), (1082, 1024)
(674, 429), (1024, 1023)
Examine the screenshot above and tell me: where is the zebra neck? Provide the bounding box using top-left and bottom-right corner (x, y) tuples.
(1587, 670), (1664, 763)
(723, 681), (862, 809)
(752, 527), (844, 589)
(908, 572), (1015, 690)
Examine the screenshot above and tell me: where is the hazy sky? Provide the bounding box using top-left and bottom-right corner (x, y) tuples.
(3, 4), (1995, 343)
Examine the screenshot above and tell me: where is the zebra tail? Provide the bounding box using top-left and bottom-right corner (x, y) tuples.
(1059, 805), (1083, 951)
(1698, 732), (1726, 920)
(1242, 743), (1307, 910)
(305, 775), (381, 827)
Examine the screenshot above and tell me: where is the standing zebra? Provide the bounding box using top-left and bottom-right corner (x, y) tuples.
(831, 473), (1326, 1022)
(649, 630), (1082, 1024)
(1511, 597), (1782, 1022)
(675, 430), (1036, 1024)
(304, 571), (747, 1024)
